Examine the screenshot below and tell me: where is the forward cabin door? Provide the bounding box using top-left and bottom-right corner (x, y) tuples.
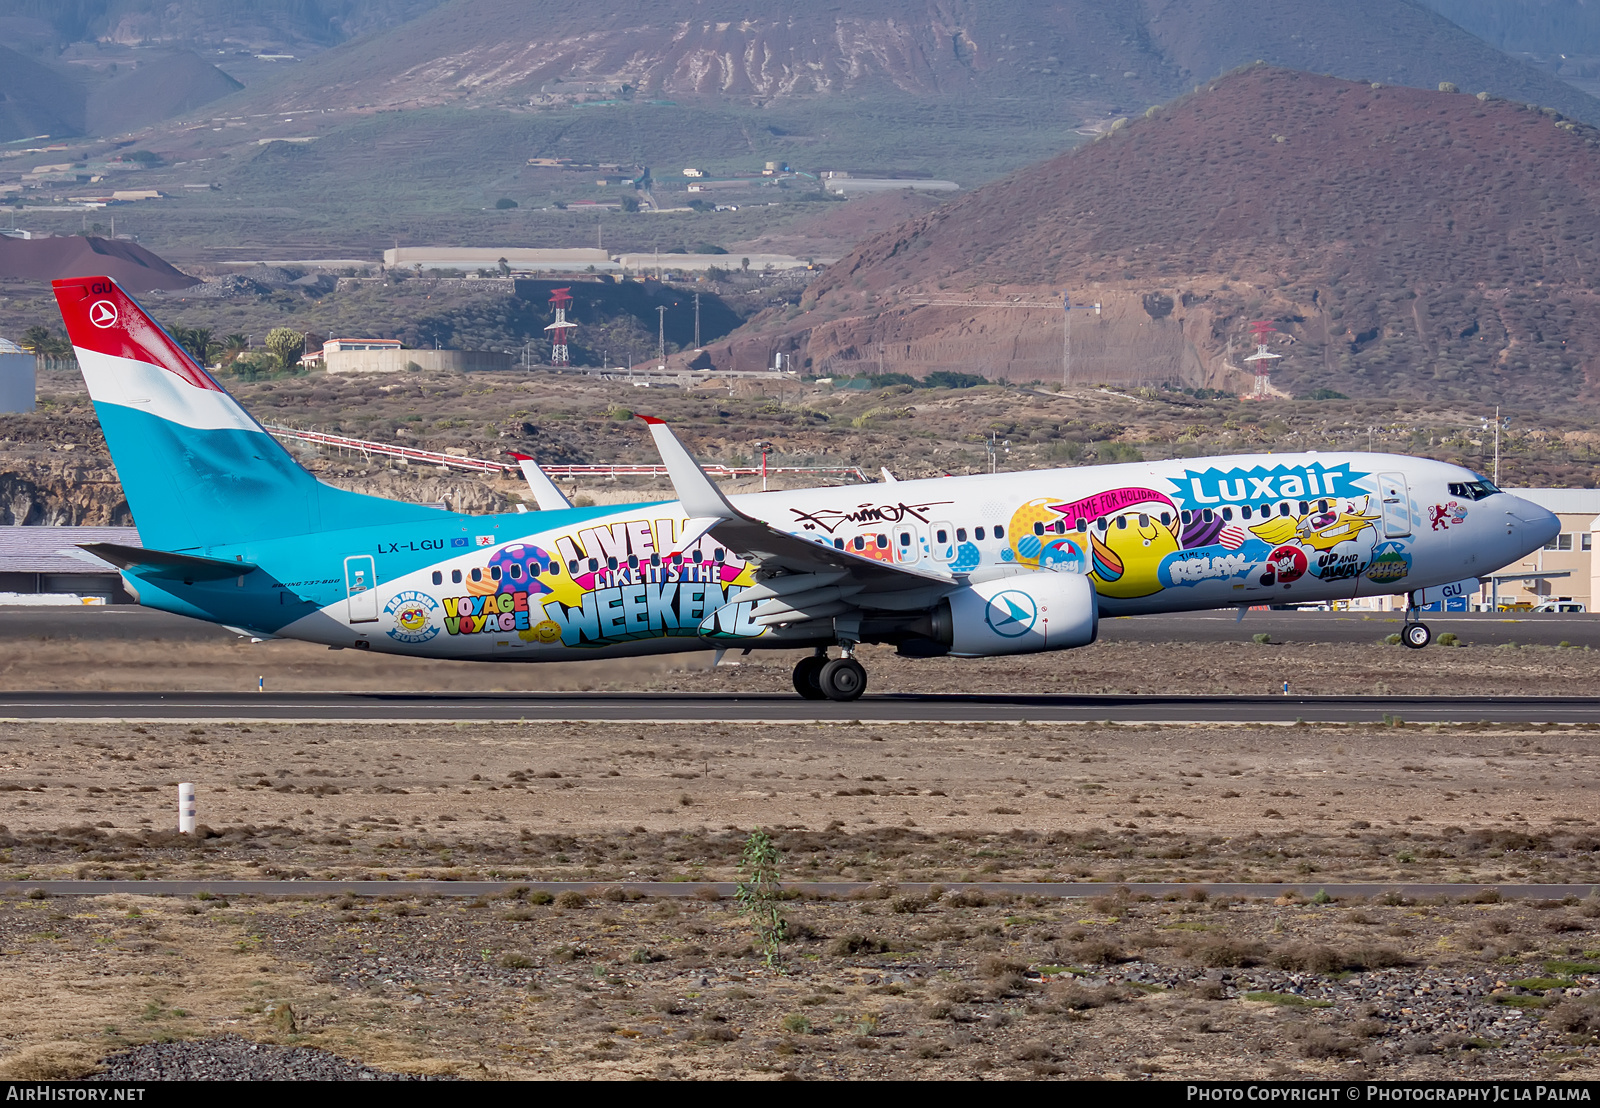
(1378, 473), (1412, 537)
(344, 555), (379, 623)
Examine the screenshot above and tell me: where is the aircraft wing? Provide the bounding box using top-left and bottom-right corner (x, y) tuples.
(507, 452), (574, 511)
(635, 416), (951, 615)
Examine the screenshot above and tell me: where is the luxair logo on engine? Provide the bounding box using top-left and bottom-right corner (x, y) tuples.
(985, 591), (1038, 637)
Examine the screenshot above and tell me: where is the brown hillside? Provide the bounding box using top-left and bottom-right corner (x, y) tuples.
(0, 236), (198, 293)
(84, 51), (243, 136)
(722, 66), (1600, 409)
(241, 0), (1600, 123)
(0, 44), (84, 141)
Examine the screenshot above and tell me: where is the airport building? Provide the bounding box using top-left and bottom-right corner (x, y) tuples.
(613, 252), (831, 274)
(0, 336), (35, 413)
(383, 247), (619, 273)
(0, 527), (139, 603)
(1479, 488), (1600, 611)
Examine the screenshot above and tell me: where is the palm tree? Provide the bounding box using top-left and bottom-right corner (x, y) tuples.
(19, 325), (52, 355)
(181, 327), (214, 365)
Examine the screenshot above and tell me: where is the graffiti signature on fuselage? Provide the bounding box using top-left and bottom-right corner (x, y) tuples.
(789, 501), (953, 534)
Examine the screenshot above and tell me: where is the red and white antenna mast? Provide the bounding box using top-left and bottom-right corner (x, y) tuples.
(545, 287), (576, 366)
(1243, 320), (1281, 399)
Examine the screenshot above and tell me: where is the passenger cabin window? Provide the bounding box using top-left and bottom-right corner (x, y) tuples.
(508, 563), (522, 580)
(470, 568), (482, 582)
(1180, 510), (1192, 525)
(588, 558), (599, 572)
(431, 570), (442, 585)
(607, 557), (619, 570)
(1073, 518), (1086, 533)
(874, 534), (887, 549)
(1220, 508), (1231, 522)
(1032, 523), (1044, 537)
(939, 528), (952, 542)
(975, 526), (986, 540)
(452, 569), (463, 583)
(956, 528), (967, 542)
(490, 566), (501, 580)
(1201, 508), (1214, 523)
(1279, 502), (1291, 516)
(1162, 511), (1175, 525)
(994, 525), (1004, 538)
(853, 536), (865, 551)
(1116, 516), (1127, 529)
(899, 532), (911, 547)
(834, 538), (845, 550)
(1241, 506), (1252, 520)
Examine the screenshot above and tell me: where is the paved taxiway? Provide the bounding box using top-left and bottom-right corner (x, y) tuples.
(5, 605), (1599, 647)
(3, 689), (1599, 723)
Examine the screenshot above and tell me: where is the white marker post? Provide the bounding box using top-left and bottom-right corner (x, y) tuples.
(178, 782), (196, 834)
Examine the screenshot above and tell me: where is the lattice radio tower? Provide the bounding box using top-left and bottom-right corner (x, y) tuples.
(545, 287), (576, 366)
(1243, 320), (1281, 399)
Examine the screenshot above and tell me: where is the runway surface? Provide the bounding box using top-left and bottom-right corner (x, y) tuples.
(2, 880), (1594, 900)
(4, 605), (1598, 647)
(3, 690), (1600, 723)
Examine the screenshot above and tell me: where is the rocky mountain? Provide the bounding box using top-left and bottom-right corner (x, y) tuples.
(710, 66), (1600, 411)
(0, 0), (443, 53)
(238, 0), (1600, 123)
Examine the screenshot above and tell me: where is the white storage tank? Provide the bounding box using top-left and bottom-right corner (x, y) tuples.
(0, 337), (35, 413)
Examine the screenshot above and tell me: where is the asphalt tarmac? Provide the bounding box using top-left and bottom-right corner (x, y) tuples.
(4, 605), (1596, 647)
(2, 689), (1598, 724)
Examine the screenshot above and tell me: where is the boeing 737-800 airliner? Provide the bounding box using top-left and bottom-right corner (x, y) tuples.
(51, 276), (1560, 701)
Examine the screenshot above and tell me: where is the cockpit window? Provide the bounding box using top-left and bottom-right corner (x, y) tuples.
(1448, 480), (1499, 501)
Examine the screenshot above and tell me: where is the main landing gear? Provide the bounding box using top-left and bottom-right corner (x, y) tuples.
(793, 648), (868, 702)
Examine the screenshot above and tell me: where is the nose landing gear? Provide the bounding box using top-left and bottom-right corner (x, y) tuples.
(1401, 597), (1432, 649)
(792, 648), (868, 702)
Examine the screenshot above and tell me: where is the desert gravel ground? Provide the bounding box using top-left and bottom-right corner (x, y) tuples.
(1, 639), (1599, 1079)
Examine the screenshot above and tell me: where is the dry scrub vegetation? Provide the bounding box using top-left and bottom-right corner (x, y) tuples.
(3, 884), (1600, 1079)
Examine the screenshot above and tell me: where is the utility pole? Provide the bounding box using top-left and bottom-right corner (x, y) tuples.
(656, 305), (666, 368)
(693, 292), (701, 350)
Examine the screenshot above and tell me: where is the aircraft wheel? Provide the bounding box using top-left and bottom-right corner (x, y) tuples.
(793, 655), (828, 700)
(1403, 622), (1432, 649)
(819, 658), (868, 702)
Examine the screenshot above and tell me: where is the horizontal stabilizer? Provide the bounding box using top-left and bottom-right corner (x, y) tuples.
(79, 542), (257, 581)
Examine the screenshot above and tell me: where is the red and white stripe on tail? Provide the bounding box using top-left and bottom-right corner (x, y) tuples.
(51, 275), (258, 433)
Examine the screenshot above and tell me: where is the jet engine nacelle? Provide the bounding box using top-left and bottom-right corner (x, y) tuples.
(939, 572), (1098, 657)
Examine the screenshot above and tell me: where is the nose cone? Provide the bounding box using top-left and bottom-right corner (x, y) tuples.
(1508, 496), (1560, 550)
